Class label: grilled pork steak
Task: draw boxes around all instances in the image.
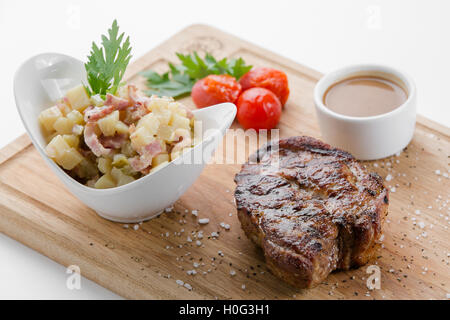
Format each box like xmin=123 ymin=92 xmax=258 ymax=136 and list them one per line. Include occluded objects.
xmin=234 ymin=136 xmax=388 ymax=288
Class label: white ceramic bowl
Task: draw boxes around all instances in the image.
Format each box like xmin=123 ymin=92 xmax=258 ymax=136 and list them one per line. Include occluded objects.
xmin=314 ymin=64 xmax=416 ymax=160
xmin=14 ymin=53 xmax=236 ymax=223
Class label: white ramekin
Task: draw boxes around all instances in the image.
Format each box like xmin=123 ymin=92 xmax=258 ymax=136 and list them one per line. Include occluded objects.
xmin=314 ymin=64 xmax=416 ymax=160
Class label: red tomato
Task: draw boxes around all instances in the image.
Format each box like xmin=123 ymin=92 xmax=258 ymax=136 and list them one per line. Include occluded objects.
xmin=191 ymin=75 xmax=241 ymax=108
xmin=239 ymin=67 xmax=290 ymax=106
xmin=236 ymin=87 xmax=282 ymax=130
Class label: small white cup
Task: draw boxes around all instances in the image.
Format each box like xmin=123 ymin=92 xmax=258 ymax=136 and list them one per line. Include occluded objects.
xmin=314 ymin=64 xmax=416 ymax=160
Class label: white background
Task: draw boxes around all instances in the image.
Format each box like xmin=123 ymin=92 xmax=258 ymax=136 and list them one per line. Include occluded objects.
xmin=0 ymin=0 xmax=448 ymax=299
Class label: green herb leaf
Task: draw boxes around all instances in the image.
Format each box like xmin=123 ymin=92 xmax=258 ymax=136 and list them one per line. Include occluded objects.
xmin=141 ymin=52 xmax=252 ymax=98
xmin=84 ymin=20 xmax=132 ymax=96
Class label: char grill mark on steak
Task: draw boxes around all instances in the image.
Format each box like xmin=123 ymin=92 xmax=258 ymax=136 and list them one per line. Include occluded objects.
xmin=234 ymin=136 xmax=389 ymax=288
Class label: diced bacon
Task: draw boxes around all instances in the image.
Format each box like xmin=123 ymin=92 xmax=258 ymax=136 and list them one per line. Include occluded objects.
xmin=125 ymin=85 xmax=150 ymax=122
xmin=84 ymin=105 xmax=115 ymax=122
xmin=99 ymin=134 xmax=127 ymax=149
xmin=127 ymin=85 xmax=145 ymax=106
xmin=84 ymin=122 xmax=112 ymax=157
xmin=129 ymin=141 xmax=162 ymax=172
xmin=171 ymin=128 xmax=192 ymax=153
xmin=104 ymin=93 xmax=129 ymax=110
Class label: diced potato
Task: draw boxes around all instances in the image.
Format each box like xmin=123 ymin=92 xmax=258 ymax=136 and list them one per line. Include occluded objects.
xmin=45 ymin=131 xmax=59 ymax=144
xmin=117 ymin=85 xmax=129 ymax=100
xmin=45 ymin=135 xmax=70 ymax=159
xmin=90 ymin=94 xmax=104 ymax=107
xmin=75 ymin=158 xmax=97 ymax=179
xmin=157 ymin=125 xmax=175 ymax=142
xmin=72 ymin=124 xmax=84 ymax=136
xmin=62 ymin=134 xmax=79 ymax=148
xmin=97 ymin=110 xmax=119 ymax=136
xmin=137 ymin=113 xmax=160 ymax=135
xmin=94 ymin=173 xmax=116 ymax=189
xmin=152 ymin=153 xmax=169 ymax=167
xmin=111 ymin=167 xmax=135 ymax=187
xmin=147 ymin=96 xmax=170 ymax=112
xmin=57 ymin=148 xmax=83 ymax=170
xmin=53 ymin=117 xmax=74 ymax=135
xmin=168 ymin=102 xmax=187 ymax=118
xmin=39 ymin=106 xmax=63 ymax=131
xmin=66 ymin=110 xmax=84 ymax=125
xmin=112 ymin=154 xmax=128 ymax=168
xmin=65 ymin=85 xmax=90 ymax=111
xmin=150 ymin=161 xmax=169 ymax=174
xmin=121 ymin=141 xmax=135 ymax=157
xmin=170 ymin=113 xmax=190 ymax=130
xmin=97 ymin=157 xmax=112 ymax=174
xmin=170 ymin=150 xmax=181 ymax=161
xmin=153 ymin=108 xmax=172 ymax=126
xmin=120 ymin=164 xmax=135 ymax=176
xmin=115 ymin=121 xmax=129 ymax=135
xmin=130 ymin=127 xmax=155 ymax=151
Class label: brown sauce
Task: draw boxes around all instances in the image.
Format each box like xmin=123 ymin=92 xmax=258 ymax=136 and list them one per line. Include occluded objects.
xmin=323 ymin=76 xmax=407 ymax=117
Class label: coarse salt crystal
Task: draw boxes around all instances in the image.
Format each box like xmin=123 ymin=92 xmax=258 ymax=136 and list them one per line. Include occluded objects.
xmin=196 ymin=240 xmax=202 ymax=247
xmin=435 ymin=170 xmax=441 ymax=175
xmin=184 ymin=283 xmax=192 ymax=290
xmin=415 ymin=210 xmax=421 ymax=215
xmin=198 ymin=218 xmax=209 ymax=225
xmin=211 ymin=232 xmax=219 ymax=238
xmin=385 ymin=174 xmax=393 ymax=182
xmin=191 ymin=210 xmax=198 ymax=217
xmin=230 ymin=270 xmax=236 ymax=276
xmin=133 ymin=224 xmax=139 ymax=231
xmin=418 ymin=221 xmax=425 ymax=229
xmin=176 ymin=280 xmax=184 ymax=286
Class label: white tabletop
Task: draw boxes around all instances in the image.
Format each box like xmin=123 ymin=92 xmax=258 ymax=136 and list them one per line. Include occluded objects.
xmin=0 ymin=0 xmax=448 ymax=299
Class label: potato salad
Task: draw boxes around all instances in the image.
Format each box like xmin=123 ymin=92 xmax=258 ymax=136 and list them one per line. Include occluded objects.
xmin=39 ymin=84 xmax=196 ymax=189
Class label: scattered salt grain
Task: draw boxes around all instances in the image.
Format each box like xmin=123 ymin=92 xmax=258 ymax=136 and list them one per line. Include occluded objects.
xmin=123 ymin=224 xmax=129 ymax=229
xmin=198 ymin=218 xmax=210 ymax=225
xmin=176 ymin=280 xmax=184 ymax=286
xmin=184 ymin=283 xmax=193 ymax=291
xmin=230 ymin=270 xmax=236 ymax=276
xmin=241 ymin=284 xmax=246 ymax=290
xmin=191 ymin=210 xmax=198 ymax=217
xmin=385 ymin=174 xmax=393 ymax=182
xmin=133 ymin=224 xmax=139 ymax=231
xmin=164 ymin=207 xmax=173 ymax=213
xmin=196 ymin=240 xmax=202 ymax=247
xmin=418 ymin=221 xmax=425 ymax=229
xmin=211 ymin=232 xmax=219 ymax=238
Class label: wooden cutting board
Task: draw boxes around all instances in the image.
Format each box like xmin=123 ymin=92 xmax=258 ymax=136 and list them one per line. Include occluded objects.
xmin=1 ymin=24 xmax=449 ymax=300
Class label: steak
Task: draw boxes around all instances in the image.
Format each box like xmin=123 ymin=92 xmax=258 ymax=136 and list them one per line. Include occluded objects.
xmin=234 ymin=136 xmax=388 ymax=288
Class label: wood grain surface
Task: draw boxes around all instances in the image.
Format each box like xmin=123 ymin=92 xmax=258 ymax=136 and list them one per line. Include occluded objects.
xmin=0 ymin=24 xmax=448 ymax=300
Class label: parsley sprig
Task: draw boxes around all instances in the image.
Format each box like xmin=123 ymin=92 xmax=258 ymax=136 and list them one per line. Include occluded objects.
xmin=140 ymin=52 xmax=252 ymax=98
xmin=84 ymin=20 xmax=132 ymax=96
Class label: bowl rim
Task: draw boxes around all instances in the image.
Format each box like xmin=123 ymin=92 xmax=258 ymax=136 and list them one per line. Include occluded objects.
xmin=313 ymin=63 xmax=416 ymax=122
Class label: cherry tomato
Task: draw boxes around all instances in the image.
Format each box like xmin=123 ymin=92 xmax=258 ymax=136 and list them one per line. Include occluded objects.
xmin=236 ymin=87 xmax=282 ymax=130
xmin=191 ymin=75 xmax=241 ymax=108
xmin=239 ymin=67 xmax=290 ymax=106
